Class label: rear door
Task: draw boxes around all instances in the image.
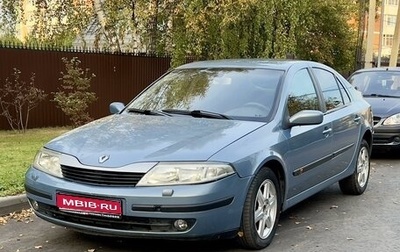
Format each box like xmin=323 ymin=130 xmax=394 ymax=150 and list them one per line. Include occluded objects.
xmin=311 ymin=67 xmax=361 ymax=178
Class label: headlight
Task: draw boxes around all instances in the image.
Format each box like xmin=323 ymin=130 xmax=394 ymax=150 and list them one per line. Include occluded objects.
xmin=383 ymin=113 xmax=400 ymax=125
xmin=33 ymin=149 xmax=63 ymax=178
xmin=137 ymin=163 xmax=235 ymax=186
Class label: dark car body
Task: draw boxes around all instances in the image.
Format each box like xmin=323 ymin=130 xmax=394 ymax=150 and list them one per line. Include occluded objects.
xmin=25 ymin=59 xmax=373 ymax=250
xmin=348 ymin=67 xmax=400 ymax=151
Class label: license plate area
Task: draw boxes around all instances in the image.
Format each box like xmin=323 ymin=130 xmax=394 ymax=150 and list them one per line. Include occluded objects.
xmin=56 ymin=193 xmax=122 ymax=219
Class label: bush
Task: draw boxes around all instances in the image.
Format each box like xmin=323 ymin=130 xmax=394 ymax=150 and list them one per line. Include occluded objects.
xmin=53 ymin=57 xmax=97 ymax=127
xmin=0 ymin=68 xmax=47 ymax=132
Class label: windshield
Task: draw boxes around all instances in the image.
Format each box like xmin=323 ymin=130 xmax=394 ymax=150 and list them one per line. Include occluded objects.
xmin=126 ymin=68 xmax=283 ymax=121
xmin=349 ymin=71 xmax=400 ymax=97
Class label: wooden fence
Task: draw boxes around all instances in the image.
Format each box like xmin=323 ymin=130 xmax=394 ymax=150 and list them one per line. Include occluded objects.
xmin=0 ymin=45 xmax=173 ymax=130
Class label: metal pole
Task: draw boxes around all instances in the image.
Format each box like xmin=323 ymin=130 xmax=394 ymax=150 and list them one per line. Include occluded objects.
xmin=389 ymin=1 xmax=400 ymax=67
xmin=377 ymin=0 xmax=385 ymax=67
xmin=365 ymin=0 xmax=376 ymax=68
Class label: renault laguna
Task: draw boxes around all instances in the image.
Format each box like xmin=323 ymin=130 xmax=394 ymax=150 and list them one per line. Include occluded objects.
xmin=25 ymin=59 xmax=373 ymax=250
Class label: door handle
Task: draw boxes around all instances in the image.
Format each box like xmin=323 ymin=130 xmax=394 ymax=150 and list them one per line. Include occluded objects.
xmin=322 ymin=128 xmax=332 ymax=135
xmin=354 ymin=115 xmax=361 ymax=123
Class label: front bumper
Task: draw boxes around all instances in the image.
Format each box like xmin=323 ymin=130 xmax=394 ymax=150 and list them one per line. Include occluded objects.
xmin=372 ymin=126 xmax=400 ymax=149
xmin=25 ymin=166 xmax=251 ymax=239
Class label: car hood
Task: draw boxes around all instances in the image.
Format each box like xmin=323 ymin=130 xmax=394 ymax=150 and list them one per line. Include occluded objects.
xmin=364 ymin=96 xmax=400 ymax=117
xmin=45 ymin=114 xmax=265 ymax=167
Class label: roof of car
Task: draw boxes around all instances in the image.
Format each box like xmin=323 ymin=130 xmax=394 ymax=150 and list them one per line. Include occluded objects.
xmin=176 ymin=59 xmax=325 ymax=70
xmin=352 ymin=67 xmax=400 ymax=73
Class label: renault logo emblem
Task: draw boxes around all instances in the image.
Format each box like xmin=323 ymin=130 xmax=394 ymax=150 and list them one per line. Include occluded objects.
xmin=98 ymin=155 xmax=110 ymax=163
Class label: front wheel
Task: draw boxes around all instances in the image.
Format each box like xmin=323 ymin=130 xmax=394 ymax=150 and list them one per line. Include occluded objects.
xmin=339 ymin=139 xmax=370 ymax=195
xmin=237 ymin=168 xmax=281 ymax=250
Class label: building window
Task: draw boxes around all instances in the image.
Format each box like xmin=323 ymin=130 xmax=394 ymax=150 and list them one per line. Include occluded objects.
xmin=385 ymin=14 xmax=397 ymax=26
xmin=383 ymin=34 xmax=394 ymax=47
xmin=386 ymin=0 xmax=399 ymax=5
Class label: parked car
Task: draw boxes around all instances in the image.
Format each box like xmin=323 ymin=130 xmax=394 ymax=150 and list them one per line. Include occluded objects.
xmin=25 ymin=59 xmax=373 ymax=250
xmin=348 ymin=67 xmax=400 ymax=152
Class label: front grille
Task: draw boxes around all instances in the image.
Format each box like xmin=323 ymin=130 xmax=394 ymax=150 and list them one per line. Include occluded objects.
xmin=36 ymin=202 xmax=195 ymax=232
xmin=373 ymin=137 xmax=391 ymax=144
xmin=373 ymin=116 xmax=381 ymax=125
xmin=61 ymin=165 xmax=144 ymax=186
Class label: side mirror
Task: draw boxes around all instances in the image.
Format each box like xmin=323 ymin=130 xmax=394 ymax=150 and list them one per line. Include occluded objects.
xmin=109 ymin=102 xmax=125 ymax=114
xmin=288 ymin=110 xmax=323 ymax=127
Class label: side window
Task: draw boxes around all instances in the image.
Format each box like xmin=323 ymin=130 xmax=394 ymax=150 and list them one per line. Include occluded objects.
xmin=287 ymin=69 xmax=320 ymax=117
xmin=337 ymin=79 xmax=351 ymax=104
xmin=313 ymin=68 xmax=344 ymax=110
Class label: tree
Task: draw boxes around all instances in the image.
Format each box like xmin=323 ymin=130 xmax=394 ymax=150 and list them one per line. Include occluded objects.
xmin=294 ymin=0 xmax=358 ymax=73
xmin=145 ymin=0 xmax=358 ymax=71
xmin=0 ymin=68 xmax=47 ymax=132
xmin=0 ymin=0 xmax=19 ymax=39
xmin=92 ymin=0 xmax=138 ymax=52
xmin=8 ymin=0 xmax=360 ymax=72
xmin=24 ymin=0 xmax=93 ymax=46
xmin=53 ymin=57 xmax=97 ymax=127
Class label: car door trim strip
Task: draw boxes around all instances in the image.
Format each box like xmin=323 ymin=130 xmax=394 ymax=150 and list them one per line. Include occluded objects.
xmin=292 ymin=143 xmax=354 ymax=176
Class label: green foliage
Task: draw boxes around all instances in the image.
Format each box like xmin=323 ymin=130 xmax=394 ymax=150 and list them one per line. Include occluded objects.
xmin=94 ymin=0 xmax=137 ymax=51
xmin=294 ymin=0 xmax=358 ymax=73
xmin=53 ymin=57 xmax=97 ymax=128
xmin=137 ymin=0 xmax=358 ymax=72
xmin=0 ymin=68 xmax=47 ymax=132
xmin=0 ymin=0 xmax=19 ymax=35
xmin=0 ymin=34 xmax=22 ymax=45
xmin=26 ymin=0 xmax=93 ymax=47
xmin=7 ymin=0 xmax=359 ymax=72
xmin=0 ymin=127 xmax=69 ymax=197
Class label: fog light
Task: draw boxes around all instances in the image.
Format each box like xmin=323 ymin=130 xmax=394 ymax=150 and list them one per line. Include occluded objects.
xmin=30 ymin=200 xmax=39 ymax=210
xmin=394 ymin=136 xmax=400 ymax=143
xmin=174 ymin=219 xmax=188 ymax=231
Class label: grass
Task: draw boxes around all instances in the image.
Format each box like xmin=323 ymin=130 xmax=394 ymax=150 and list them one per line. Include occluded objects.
xmin=0 ymin=127 xmax=70 ymax=197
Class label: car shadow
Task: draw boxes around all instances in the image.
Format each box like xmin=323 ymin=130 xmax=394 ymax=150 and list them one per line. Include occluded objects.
xmin=371 ymin=149 xmax=399 ymax=159
xmin=74 ymin=184 xmax=344 ymax=252
xmin=77 ymin=233 xmax=239 ymax=251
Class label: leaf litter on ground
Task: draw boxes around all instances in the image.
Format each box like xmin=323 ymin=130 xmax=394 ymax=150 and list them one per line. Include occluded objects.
xmin=0 ymin=208 xmax=34 ymax=225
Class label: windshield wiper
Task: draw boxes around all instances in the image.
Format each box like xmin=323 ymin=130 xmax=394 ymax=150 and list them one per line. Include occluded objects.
xmin=128 ymin=108 xmax=171 ymax=117
xmin=162 ymin=109 xmax=231 ymax=120
xmin=365 ymin=94 xmax=400 ymax=98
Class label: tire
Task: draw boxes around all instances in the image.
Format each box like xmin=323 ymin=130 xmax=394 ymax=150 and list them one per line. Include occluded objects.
xmin=237 ymin=168 xmax=281 ymax=250
xmin=339 ymin=139 xmax=370 ymax=195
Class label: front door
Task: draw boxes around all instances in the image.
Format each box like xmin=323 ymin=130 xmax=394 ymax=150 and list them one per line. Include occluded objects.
xmin=282 ymin=68 xmax=334 ymax=200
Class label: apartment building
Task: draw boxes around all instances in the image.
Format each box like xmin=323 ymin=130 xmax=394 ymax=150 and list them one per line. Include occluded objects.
xmin=381 ymin=0 xmax=398 ymax=57
xmin=373 ymin=0 xmax=400 ymax=63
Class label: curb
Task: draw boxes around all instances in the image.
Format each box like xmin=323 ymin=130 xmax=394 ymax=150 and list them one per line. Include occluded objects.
xmin=0 ymin=194 xmax=30 ymax=216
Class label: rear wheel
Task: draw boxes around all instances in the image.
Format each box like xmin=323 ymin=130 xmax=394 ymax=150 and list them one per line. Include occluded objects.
xmin=339 ymin=139 xmax=370 ymax=195
xmin=237 ymin=168 xmax=281 ymax=250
